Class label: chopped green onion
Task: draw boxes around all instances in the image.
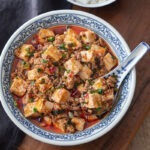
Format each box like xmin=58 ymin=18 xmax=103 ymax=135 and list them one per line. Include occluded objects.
xmin=47 ymin=37 xmax=55 ymax=42
xmin=83 ymin=44 xmax=91 ymax=50
xmin=59 ymin=44 xmax=67 ymax=50
xmin=25 ymin=48 xmax=30 ymax=52
xmin=25 ymin=47 xmax=34 ymax=57
xmin=62 ymin=53 xmax=67 ymax=58
xmin=68 ymin=43 xmax=75 ymax=47
xmin=42 ymin=59 xmax=48 ymax=63
xmin=22 ymin=61 xmax=26 ymax=65
xmin=96 ymin=107 xmax=101 ymax=112
xmin=26 ymin=51 xmax=34 ymax=57
xmin=37 ymin=68 xmax=43 ymax=73
xmin=29 ymin=98 xmax=34 ymax=103
xmin=22 ymin=61 xmax=30 ymax=69
xmin=97 ymin=89 xmax=103 ymax=94
xmin=33 ymin=107 xmax=38 ymax=113
xmin=111 ymin=55 xmax=116 ymax=59
xmin=40 ymin=78 xmax=45 ymax=84
xmin=90 ymin=89 xmax=103 ymax=94
xmin=66 ymin=70 xmax=71 ymax=73
xmin=88 ymin=79 xmax=93 ymax=85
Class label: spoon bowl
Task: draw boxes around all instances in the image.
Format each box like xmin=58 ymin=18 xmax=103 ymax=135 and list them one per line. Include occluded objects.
xmin=105 ymin=42 xmax=150 ymax=88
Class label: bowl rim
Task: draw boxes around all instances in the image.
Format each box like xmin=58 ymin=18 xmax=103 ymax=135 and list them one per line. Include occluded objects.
xmin=67 ymin=0 xmax=116 ymax=8
xmin=0 ymin=10 xmax=136 ymax=146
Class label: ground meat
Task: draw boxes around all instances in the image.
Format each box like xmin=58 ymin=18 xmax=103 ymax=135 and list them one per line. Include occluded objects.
xmin=106 ymin=76 xmax=117 ymax=88
xmin=10 ymin=26 xmax=118 ymax=133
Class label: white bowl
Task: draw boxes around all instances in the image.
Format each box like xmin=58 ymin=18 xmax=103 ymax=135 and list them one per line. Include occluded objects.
xmin=67 ymin=0 xmax=116 ymax=8
xmin=0 ymin=10 xmax=136 ymax=146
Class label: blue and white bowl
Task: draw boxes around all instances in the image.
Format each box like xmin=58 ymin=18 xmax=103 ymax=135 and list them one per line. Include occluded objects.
xmin=0 ymin=10 xmax=136 ymax=146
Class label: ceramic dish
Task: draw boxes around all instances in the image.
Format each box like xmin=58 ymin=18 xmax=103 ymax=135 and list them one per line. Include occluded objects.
xmin=0 ymin=10 xmax=136 ymax=146
xmin=67 ymin=0 xmax=116 ymax=8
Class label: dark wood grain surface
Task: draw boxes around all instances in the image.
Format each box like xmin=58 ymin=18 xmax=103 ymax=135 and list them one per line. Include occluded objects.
xmin=19 ymin=0 xmax=150 ymax=149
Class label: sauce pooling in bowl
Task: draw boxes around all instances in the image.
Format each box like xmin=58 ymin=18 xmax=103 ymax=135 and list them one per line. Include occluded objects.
xmin=10 ymin=25 xmax=118 ymax=133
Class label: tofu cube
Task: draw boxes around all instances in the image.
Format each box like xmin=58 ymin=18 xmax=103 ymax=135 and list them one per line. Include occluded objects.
xmin=53 ymin=118 xmax=68 ymax=132
xmin=15 ymin=44 xmax=35 ymax=61
xmin=80 ymin=50 xmax=95 ymax=62
xmin=38 ymin=28 xmax=55 ymax=43
xmin=10 ymin=77 xmax=28 ymax=97
xmin=103 ymin=53 xmax=117 ymax=71
xmin=66 ymin=125 xmax=75 ymax=133
xmin=24 ymin=98 xmax=44 ymax=117
xmin=24 ymin=98 xmax=53 ymax=116
xmin=79 ymin=65 xmax=92 ymax=80
xmin=102 ymin=89 xmax=114 ymax=102
xmin=43 ymin=101 xmax=54 ymax=113
xmin=85 ymin=93 xmax=102 ymax=108
xmin=64 ymin=71 xmax=75 ymax=89
xmin=77 ymin=84 xmax=85 ymax=93
xmin=91 ymin=44 xmax=106 ymax=56
xmin=43 ymin=116 xmax=52 ymax=126
xmin=64 ymin=28 xmax=81 ymax=49
xmin=52 ymin=88 xmax=70 ymax=103
xmin=93 ymin=77 xmax=107 ymax=90
xmin=80 ymin=30 xmax=96 ymax=44
xmin=40 ymin=101 xmax=54 ymax=115
xmin=36 ymin=75 xmax=53 ymax=93
xmin=87 ymin=115 xmax=98 ymax=122
xmin=65 ymin=28 xmax=77 ymax=37
xmin=27 ymin=68 xmax=42 ymax=80
xmin=71 ymin=117 xmax=85 ymax=131
xmin=54 ymin=34 xmax=65 ymax=46
xmin=64 ymin=58 xmax=82 ymax=75
xmin=42 ymin=45 xmax=62 ymax=62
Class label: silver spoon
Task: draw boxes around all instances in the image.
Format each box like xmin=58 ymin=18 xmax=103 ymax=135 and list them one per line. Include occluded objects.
xmin=104 ymin=42 xmax=150 ymax=88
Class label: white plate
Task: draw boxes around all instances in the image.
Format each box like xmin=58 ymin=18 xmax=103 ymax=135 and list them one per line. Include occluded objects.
xmin=67 ymin=0 xmax=116 ymax=8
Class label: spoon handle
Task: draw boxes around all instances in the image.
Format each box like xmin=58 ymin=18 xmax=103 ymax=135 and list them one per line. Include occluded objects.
xmin=110 ymin=42 xmax=150 ymax=87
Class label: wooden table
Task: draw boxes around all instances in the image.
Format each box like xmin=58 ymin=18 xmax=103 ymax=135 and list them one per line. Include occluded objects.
xmin=19 ymin=0 xmax=150 ymax=149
